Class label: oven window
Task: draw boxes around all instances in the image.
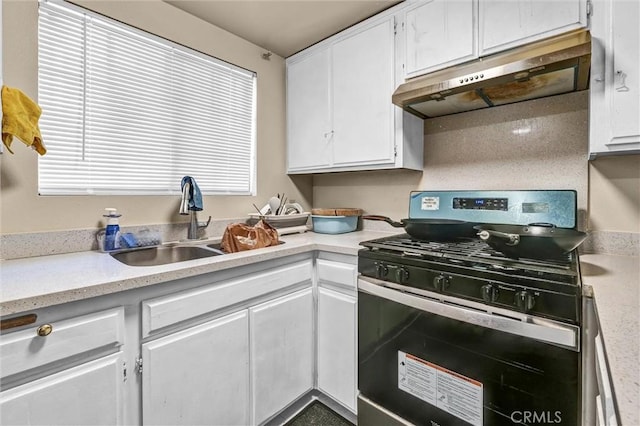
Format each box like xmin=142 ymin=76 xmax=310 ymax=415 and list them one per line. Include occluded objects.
xmin=358 ymin=290 xmax=580 ymax=426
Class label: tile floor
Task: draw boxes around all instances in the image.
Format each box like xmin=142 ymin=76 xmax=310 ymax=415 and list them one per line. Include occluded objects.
xmin=284 ymin=401 xmax=354 ymax=426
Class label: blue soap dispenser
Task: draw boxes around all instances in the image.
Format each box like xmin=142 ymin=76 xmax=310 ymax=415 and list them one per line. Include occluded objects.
xmin=103 ymin=208 xmax=122 ymax=251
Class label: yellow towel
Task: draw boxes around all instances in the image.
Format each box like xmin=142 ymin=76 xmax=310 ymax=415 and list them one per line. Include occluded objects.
xmin=1 ymin=85 xmax=47 ymax=155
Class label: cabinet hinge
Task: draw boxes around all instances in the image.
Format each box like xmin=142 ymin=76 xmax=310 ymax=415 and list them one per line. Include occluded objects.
xmin=586 ymin=0 xmax=593 ymax=17
xmin=394 ymin=145 xmax=398 ymax=158
xmin=123 ymin=361 xmax=127 ymax=382
xmin=135 ymin=356 xmax=143 ymax=375
xmin=393 ymin=22 xmax=397 ymax=35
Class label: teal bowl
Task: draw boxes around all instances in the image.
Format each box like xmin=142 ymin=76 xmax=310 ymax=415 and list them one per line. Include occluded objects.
xmin=311 ymin=215 xmax=358 ymax=234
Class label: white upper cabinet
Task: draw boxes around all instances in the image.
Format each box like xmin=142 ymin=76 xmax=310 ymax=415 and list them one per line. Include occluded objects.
xmin=479 ymin=0 xmax=588 ymax=55
xmin=286 ymin=48 xmax=332 ymax=170
xmin=331 ymin=18 xmax=395 ymax=168
xmin=589 ymin=0 xmax=640 ymax=157
xmin=402 ymin=0 xmax=477 ymax=78
xmin=286 ymin=10 xmax=423 ymax=174
xmin=400 ymin=0 xmax=588 ymax=80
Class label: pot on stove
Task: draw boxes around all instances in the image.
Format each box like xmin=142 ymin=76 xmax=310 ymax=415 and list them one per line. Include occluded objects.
xmin=475 ymin=223 xmax=588 ymax=259
xmin=362 ymin=215 xmax=478 ymax=240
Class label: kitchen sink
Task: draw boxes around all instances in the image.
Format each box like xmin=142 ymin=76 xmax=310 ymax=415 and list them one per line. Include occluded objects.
xmin=111 ymin=245 xmax=223 ymax=267
xmin=206 ymin=241 xmax=284 ymax=251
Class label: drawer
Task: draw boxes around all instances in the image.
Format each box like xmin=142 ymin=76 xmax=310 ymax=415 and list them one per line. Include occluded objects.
xmin=142 ymin=259 xmax=312 ymax=337
xmin=317 ymin=259 xmax=357 ymax=288
xmin=0 ymin=307 xmax=125 ymax=379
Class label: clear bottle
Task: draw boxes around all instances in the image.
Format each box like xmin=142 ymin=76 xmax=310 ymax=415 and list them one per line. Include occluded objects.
xmin=103 ymin=208 xmax=122 ymax=251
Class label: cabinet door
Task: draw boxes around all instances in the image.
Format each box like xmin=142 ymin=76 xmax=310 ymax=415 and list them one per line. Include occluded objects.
xmin=141 ymin=311 xmax=250 ymax=426
xmin=250 ymin=288 xmax=313 ymax=424
xmin=480 ymin=0 xmax=587 ymax=55
xmin=0 ymin=353 xmax=125 ymax=425
xmin=403 ymin=0 xmax=476 ymax=77
xmin=286 ymin=48 xmax=332 ymax=171
xmin=332 ymin=18 xmax=395 ymax=168
xmin=317 ymin=287 xmax=357 ymax=411
xmin=589 ymin=0 xmax=640 ymax=155
xmin=609 ymin=0 xmax=640 ymax=146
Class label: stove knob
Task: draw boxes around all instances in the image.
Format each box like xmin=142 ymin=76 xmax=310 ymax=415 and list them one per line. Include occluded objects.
xmin=395 ymin=267 xmax=410 ymax=284
xmin=481 ymin=284 xmax=499 ymax=302
xmin=514 ymin=291 xmax=536 ymax=312
xmin=375 ymin=264 xmax=389 ymax=279
xmin=433 ymin=274 xmax=450 ymax=292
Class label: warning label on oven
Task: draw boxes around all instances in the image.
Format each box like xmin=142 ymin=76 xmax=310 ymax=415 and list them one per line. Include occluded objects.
xmin=421 ymin=196 xmax=440 ymax=211
xmin=398 ymin=351 xmax=482 ymax=426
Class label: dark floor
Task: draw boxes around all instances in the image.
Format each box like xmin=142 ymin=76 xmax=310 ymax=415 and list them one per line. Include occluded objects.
xmin=284 ymin=401 xmax=354 ymax=426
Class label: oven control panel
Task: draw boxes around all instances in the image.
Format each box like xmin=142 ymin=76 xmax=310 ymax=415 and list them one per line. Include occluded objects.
xmin=408 ymin=190 xmax=578 ymax=228
xmin=453 ymin=197 xmax=508 ymax=211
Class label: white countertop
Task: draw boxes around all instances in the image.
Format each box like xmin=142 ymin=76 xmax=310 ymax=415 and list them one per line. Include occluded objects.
xmin=0 ymin=230 xmax=396 ymax=316
xmin=2 ymin=233 xmax=637 ymax=424
xmin=580 ymin=253 xmax=640 ymax=426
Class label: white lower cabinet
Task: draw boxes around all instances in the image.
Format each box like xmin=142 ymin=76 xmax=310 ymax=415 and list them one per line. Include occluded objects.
xmin=316 ymin=256 xmax=358 ymax=413
xmin=139 ymin=258 xmax=314 ymax=426
xmin=317 ymin=287 xmax=357 ymax=411
xmin=250 ymin=288 xmax=314 ymax=424
xmin=1 ymin=253 xmax=359 ymax=425
xmin=141 ymin=311 xmax=250 ymax=426
xmin=0 ymin=352 xmax=125 ymax=425
xmin=0 ymin=307 xmax=126 ymax=426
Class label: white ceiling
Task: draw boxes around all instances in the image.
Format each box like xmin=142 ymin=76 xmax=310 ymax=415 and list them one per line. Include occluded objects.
xmin=165 ymin=1 xmax=402 ymax=58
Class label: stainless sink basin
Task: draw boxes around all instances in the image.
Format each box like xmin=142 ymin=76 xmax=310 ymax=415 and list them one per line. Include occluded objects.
xmin=111 ymin=245 xmax=222 ymax=266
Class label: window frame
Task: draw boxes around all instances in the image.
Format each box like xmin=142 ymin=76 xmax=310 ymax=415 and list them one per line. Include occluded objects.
xmin=37 ymin=0 xmax=258 ymax=196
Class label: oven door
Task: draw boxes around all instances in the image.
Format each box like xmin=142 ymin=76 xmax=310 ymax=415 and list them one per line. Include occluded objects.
xmin=358 ymin=277 xmax=581 ymax=426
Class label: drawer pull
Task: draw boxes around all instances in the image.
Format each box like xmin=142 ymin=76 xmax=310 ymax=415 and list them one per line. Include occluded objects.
xmin=36 ymin=324 xmax=53 ymax=337
xmin=1 ymin=314 xmax=38 ymax=331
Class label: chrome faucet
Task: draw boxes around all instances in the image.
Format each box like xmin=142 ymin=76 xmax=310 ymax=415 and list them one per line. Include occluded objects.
xmin=188 ymin=211 xmax=212 ymax=240
xmin=180 ymin=176 xmax=211 ymax=240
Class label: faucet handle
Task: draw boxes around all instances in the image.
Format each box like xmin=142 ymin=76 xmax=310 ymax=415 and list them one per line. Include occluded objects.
xmin=198 ymin=216 xmax=212 ymax=229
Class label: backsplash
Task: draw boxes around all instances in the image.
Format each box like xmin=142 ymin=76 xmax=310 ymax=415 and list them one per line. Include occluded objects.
xmin=1 ymin=218 xmax=637 ymax=259
xmin=313 ymin=91 xmax=590 ymax=230
xmin=0 ymin=218 xmax=245 ymax=260
xmin=580 ymin=231 xmax=640 ymax=257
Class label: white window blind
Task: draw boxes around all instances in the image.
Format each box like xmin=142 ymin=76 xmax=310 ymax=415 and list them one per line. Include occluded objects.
xmin=38 ymin=0 xmax=257 ymax=195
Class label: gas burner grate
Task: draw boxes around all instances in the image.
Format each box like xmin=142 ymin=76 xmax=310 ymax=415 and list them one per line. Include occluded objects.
xmin=360 ymin=234 xmax=578 ymax=281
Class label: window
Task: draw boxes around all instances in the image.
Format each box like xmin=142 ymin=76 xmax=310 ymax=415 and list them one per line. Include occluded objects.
xmin=38 ymin=0 xmax=257 ymax=195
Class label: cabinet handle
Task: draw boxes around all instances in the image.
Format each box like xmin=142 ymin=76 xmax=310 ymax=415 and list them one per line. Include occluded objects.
xmin=0 ymin=313 xmax=38 ymax=331
xmin=615 ymin=71 xmax=629 ymax=92
xmin=36 ymin=324 xmax=53 ymax=337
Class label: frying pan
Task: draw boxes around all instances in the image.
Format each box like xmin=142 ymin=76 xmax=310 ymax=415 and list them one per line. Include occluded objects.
xmin=362 ymin=215 xmax=478 ymax=240
xmin=474 ymin=223 xmax=587 ymax=259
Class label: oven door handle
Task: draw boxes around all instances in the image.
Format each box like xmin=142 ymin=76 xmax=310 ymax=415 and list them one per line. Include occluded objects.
xmin=358 ymin=277 xmax=579 ymax=350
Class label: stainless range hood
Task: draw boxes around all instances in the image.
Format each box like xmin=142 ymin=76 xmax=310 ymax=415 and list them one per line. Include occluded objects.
xmin=393 ymin=30 xmax=591 ymax=118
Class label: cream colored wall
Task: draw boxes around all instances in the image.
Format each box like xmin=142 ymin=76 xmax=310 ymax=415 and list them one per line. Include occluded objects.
xmin=314 ymin=91 xmax=593 ymax=229
xmin=589 ymin=155 xmax=640 ymax=232
xmin=0 ymin=0 xmax=311 ymax=234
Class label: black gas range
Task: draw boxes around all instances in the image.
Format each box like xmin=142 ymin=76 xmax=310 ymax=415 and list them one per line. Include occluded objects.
xmin=356 ymin=190 xmax=586 ymax=426
xmin=358 ymin=233 xmax=582 ymax=324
